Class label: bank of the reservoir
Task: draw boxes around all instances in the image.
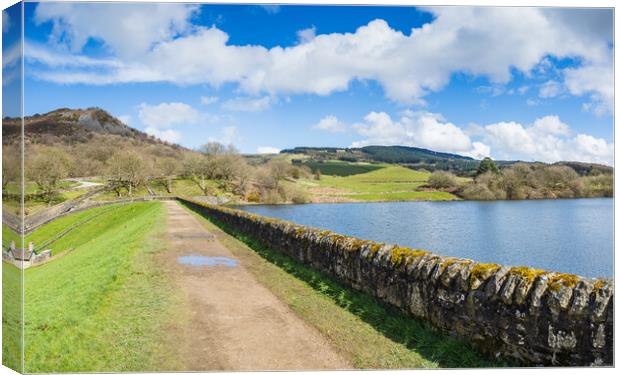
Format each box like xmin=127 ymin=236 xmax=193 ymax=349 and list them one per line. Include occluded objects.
xmin=179 ymin=197 xmax=613 ymax=367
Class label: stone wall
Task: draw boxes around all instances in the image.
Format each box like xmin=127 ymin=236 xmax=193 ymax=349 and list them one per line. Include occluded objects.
xmin=179 ymin=197 xmax=614 ymax=367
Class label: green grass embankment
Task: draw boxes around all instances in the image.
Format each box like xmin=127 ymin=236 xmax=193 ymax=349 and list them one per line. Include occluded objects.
xmin=20 ymin=201 xmax=182 ymax=372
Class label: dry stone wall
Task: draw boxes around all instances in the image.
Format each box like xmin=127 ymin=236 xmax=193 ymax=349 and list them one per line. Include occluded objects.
xmin=179 ymin=197 xmax=613 ymax=367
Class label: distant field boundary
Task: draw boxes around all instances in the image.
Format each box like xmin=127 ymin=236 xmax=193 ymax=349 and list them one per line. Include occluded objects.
xmin=178 ymin=197 xmax=613 ymax=367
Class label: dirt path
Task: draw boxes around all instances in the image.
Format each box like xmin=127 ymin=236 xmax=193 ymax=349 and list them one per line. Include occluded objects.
xmin=160 ymin=201 xmax=351 ymax=371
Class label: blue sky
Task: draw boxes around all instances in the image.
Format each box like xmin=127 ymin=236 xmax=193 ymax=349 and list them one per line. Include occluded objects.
xmin=2 ymin=3 xmax=615 ymax=164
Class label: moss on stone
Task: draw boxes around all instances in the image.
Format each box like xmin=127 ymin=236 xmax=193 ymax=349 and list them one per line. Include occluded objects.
xmin=592 ymin=279 xmax=607 ymax=291
xmin=469 ymin=263 xmax=501 ymax=287
xmin=438 ymin=257 xmax=472 ymax=272
xmin=368 ymin=243 xmax=383 ymax=257
xmin=509 ymin=266 xmax=546 ymax=284
xmin=548 ymin=273 xmax=581 ymax=292
xmin=328 ymin=234 xmax=349 ymax=248
xmin=390 ymin=247 xmax=430 ymax=267
xmin=350 ymin=239 xmax=371 ymax=252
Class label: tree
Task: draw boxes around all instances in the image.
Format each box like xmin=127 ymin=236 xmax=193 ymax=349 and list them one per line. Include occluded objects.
xmin=477 ymin=157 xmax=499 ymax=175
xmin=27 ymin=148 xmax=72 ymax=204
xmin=157 ymin=158 xmax=178 ymax=193
xmin=2 ymin=148 xmax=20 ymax=191
xmin=183 ymin=153 xmax=210 ymax=194
xmin=314 ymin=169 xmax=322 ymax=180
xmin=107 ymin=151 xmax=147 ymax=196
xmin=267 ymin=159 xmax=290 ymax=189
xmin=200 ymin=141 xmax=227 ymax=157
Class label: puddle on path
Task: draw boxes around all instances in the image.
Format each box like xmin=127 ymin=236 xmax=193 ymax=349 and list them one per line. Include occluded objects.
xmin=177 ymin=255 xmax=238 ymax=267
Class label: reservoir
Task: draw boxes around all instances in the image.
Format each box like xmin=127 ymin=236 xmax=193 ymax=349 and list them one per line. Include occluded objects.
xmin=236 ymin=198 xmax=613 ymax=278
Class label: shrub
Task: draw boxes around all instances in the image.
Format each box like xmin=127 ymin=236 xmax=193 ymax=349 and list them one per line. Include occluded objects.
xmin=428 ymin=171 xmax=457 ymax=189
xmin=260 ymin=189 xmax=283 ymax=204
xmin=460 ymin=184 xmax=496 ymax=200
xmin=246 ymin=191 xmax=261 ymax=203
xmin=290 ymin=187 xmax=310 ymax=203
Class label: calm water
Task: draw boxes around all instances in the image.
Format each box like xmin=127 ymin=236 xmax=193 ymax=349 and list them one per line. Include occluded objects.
xmin=236 ymin=199 xmax=614 ymax=278
xmin=177 ymin=255 xmax=238 ymax=267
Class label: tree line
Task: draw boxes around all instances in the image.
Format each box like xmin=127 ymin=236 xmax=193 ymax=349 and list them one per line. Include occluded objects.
xmin=427 ymin=157 xmax=613 ymax=200
xmin=3 ymin=139 xmax=312 ymax=205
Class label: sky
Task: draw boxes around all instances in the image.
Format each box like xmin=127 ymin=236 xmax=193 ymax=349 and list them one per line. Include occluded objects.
xmin=1 ymin=2 xmax=615 ymax=164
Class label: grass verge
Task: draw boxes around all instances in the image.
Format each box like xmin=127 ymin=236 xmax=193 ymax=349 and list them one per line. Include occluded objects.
xmin=180 ymin=202 xmax=504 ymax=369
xmin=2 ymin=262 xmax=22 ymax=372
xmin=22 ymin=201 xmax=182 ymax=372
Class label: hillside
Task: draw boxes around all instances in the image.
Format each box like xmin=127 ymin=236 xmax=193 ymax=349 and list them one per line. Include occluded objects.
xmin=2 ymin=107 xmax=184 ymax=152
xmin=281 ymin=146 xmax=613 ymax=177
xmin=281 ymin=146 xmax=480 ymax=175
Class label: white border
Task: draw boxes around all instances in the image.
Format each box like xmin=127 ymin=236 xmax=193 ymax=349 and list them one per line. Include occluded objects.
xmin=0 ymin=1 xmax=617 ymax=375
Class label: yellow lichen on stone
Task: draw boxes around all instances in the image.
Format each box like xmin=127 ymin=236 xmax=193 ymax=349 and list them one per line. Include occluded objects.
xmin=390 ymin=247 xmax=429 ymax=266
xmin=509 ymin=266 xmax=546 ymax=284
xmin=469 ymin=263 xmax=501 ymax=287
xmin=368 ymin=243 xmax=383 ymax=256
xmin=548 ymin=273 xmax=581 ymax=292
xmin=350 ymin=239 xmax=371 ymax=252
xmin=592 ymin=279 xmax=607 ymax=291
xmin=438 ymin=257 xmax=472 ymax=272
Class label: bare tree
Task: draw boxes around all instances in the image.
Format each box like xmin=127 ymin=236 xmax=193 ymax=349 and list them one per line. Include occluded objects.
xmin=183 ymin=153 xmax=210 ymax=194
xmin=27 ymin=147 xmax=72 ymax=204
xmin=267 ymin=159 xmax=290 ymax=189
xmin=2 ymin=147 xmax=20 ymax=191
xmin=107 ymin=151 xmax=147 ymax=196
xmin=157 ymin=157 xmax=178 ymax=193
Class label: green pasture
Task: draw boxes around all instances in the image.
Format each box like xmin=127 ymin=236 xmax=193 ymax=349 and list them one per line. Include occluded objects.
xmin=12 ymin=201 xmax=182 ymax=372
xmin=310 ymin=164 xmax=462 ymax=201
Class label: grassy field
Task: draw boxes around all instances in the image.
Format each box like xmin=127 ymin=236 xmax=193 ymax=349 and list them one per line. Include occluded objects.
xmin=3 ymin=187 xmax=91 ymax=216
xmin=182 ymin=202 xmax=503 ymax=368
xmin=20 ymin=201 xmax=183 ymax=372
xmin=303 ymin=160 xmax=383 ymax=177
xmin=92 ymin=178 xmax=232 ymax=201
xmin=304 ymin=164 xmax=463 ymax=202
xmin=2 ymin=262 xmax=22 ymax=372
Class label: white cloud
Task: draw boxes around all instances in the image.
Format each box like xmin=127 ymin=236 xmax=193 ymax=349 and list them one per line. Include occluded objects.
xmin=517 ymin=86 xmax=530 ymax=95
xmin=481 ymin=116 xmax=612 ymax=165
xmin=538 ymin=80 xmax=563 ymax=98
xmin=3 ymin=10 xmax=11 ymax=33
xmin=28 ymin=7 xmax=612 ymax=109
xmin=526 ymin=98 xmax=539 ymax=106
xmin=26 ymin=41 xmax=122 ymax=68
xmin=34 ymin=2 xmax=199 ymax=58
xmin=222 ymin=96 xmax=271 ymax=112
xmin=348 ymin=111 xmax=612 ymax=165
xmin=2 ymin=42 xmax=20 ymax=69
xmin=138 ymin=102 xmax=202 ymax=129
xmin=257 ymin=146 xmax=281 ymax=154
xmin=564 ymin=61 xmax=613 ymax=116
xmin=208 ymin=126 xmax=238 ymax=146
xmin=350 ymin=111 xmax=487 ymax=159
xmin=297 ymin=26 xmax=316 ymax=44
xmin=313 ymin=115 xmax=347 ymax=133
xmin=475 ymin=85 xmax=505 ymax=97
xmin=145 ymin=127 xmax=182 ymax=143
xmin=200 ymin=96 xmax=219 ymax=105
xmin=260 ymin=5 xmax=281 ymax=14
xmin=117 ymin=115 xmax=132 ymax=125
